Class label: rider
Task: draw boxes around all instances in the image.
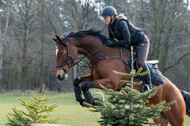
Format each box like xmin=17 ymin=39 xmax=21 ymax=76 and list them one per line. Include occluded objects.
xmin=101 ymin=6 xmax=152 ymax=92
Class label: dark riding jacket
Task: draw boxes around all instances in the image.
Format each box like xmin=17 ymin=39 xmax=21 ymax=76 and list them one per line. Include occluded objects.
xmin=108 ymin=17 xmax=145 ymax=47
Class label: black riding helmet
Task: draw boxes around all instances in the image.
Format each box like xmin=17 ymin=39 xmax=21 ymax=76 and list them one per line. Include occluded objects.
xmin=101 ymin=6 xmax=117 ymax=18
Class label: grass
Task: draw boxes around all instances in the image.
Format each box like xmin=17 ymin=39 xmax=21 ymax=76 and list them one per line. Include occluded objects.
xmin=0 ymin=92 xmax=100 ymax=126
xmin=0 ymin=91 xmax=190 ymax=126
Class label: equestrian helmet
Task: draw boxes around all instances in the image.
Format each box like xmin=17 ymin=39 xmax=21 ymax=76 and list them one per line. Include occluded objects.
xmin=101 ymin=6 xmax=117 ymax=18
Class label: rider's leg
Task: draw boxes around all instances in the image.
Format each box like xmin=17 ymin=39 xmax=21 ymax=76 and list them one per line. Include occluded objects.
xmin=137 ymin=35 xmax=152 ymax=92
xmin=142 ymin=64 xmax=152 ymax=91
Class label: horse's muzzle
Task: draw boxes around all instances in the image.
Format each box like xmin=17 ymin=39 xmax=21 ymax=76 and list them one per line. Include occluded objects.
xmin=56 ymin=69 xmax=68 ymax=81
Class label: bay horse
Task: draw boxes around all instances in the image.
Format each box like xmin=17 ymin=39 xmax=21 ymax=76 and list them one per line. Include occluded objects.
xmin=52 ymin=29 xmax=188 ymax=126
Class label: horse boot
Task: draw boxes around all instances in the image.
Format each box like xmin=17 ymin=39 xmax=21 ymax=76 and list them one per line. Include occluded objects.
xmin=81 ymin=82 xmax=95 ymax=105
xmin=83 ymin=90 xmax=94 ymax=105
xmin=142 ymin=64 xmax=152 ymax=93
xmin=73 ymin=77 xmax=84 ymax=106
xmin=74 ymin=86 xmax=84 ymax=106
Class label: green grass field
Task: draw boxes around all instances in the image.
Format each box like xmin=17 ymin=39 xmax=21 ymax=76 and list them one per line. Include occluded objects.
xmin=0 ymin=92 xmax=100 ymax=126
xmin=0 ymin=91 xmax=190 ymax=126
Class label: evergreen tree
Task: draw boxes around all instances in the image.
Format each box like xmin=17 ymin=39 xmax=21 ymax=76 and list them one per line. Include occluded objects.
xmin=5 ymin=84 xmax=58 ymax=126
xmin=85 ymin=47 xmax=175 ymax=126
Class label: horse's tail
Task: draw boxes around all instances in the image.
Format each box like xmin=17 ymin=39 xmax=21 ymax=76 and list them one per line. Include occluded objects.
xmin=180 ymin=90 xmax=190 ymax=116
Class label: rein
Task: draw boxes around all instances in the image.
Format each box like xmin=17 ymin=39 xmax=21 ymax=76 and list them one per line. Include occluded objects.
xmin=72 ymin=44 xmax=106 ymax=67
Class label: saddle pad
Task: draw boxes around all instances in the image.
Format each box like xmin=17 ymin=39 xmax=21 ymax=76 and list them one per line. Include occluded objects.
xmin=147 ymin=63 xmax=164 ymax=85
xmin=127 ymin=56 xmax=164 ymax=85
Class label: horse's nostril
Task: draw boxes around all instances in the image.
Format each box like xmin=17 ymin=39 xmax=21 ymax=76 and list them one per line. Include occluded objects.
xmin=58 ymin=74 xmax=61 ymax=79
xmin=57 ymin=74 xmax=65 ymax=81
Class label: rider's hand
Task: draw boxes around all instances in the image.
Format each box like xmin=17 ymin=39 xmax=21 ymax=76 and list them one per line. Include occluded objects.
xmin=106 ymin=39 xmax=115 ymax=46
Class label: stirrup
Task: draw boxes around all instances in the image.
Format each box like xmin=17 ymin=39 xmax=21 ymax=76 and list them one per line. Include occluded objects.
xmin=142 ymin=84 xmax=150 ymax=93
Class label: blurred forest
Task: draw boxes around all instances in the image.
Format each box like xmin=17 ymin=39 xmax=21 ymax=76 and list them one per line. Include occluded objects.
xmin=0 ymin=0 xmax=190 ymax=92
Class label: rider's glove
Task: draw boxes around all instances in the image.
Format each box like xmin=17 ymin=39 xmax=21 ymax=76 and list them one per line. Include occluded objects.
xmin=106 ymin=39 xmax=115 ymax=46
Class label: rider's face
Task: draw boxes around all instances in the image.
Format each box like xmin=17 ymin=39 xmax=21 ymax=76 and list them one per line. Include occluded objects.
xmin=104 ymin=16 xmax=111 ymax=24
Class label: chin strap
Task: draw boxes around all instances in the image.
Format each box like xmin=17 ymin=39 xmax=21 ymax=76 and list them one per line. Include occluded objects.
xmin=109 ymin=16 xmax=116 ymax=24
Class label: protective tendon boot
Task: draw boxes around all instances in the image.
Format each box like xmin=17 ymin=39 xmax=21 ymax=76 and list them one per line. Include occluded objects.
xmin=74 ymin=86 xmax=84 ymax=106
xmin=81 ymin=83 xmax=94 ymax=105
xmin=142 ymin=64 xmax=152 ymax=92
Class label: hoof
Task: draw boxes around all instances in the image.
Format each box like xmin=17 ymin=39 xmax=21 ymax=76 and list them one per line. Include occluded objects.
xmin=93 ymin=92 xmax=105 ymax=103
xmin=76 ymin=99 xmax=84 ymax=106
xmin=93 ymin=98 xmax=103 ymax=106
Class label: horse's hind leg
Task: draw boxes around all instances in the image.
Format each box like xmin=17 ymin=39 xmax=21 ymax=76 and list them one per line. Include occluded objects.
xmin=161 ymin=78 xmax=186 ymax=126
xmin=153 ymin=112 xmax=168 ymax=126
xmin=161 ymin=122 xmax=168 ymax=126
xmin=164 ymin=91 xmax=185 ymax=125
xmin=161 ymin=122 xmax=169 ymax=126
xmin=164 ymin=105 xmax=185 ymax=126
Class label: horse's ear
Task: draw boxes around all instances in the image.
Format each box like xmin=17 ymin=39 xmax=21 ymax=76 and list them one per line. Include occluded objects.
xmin=55 ymin=35 xmax=68 ymax=46
xmin=55 ymin=35 xmax=62 ymax=44
xmin=51 ymin=35 xmax=57 ymax=43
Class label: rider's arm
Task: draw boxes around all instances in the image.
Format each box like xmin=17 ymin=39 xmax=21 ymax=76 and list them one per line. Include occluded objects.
xmin=107 ymin=21 xmax=131 ymax=46
xmin=118 ymin=20 xmax=131 ymax=45
xmin=108 ymin=27 xmax=114 ymax=39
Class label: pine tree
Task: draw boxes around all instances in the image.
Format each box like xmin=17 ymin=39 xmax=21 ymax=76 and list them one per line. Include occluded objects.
xmin=85 ymin=46 xmax=175 ymax=126
xmin=5 ymin=84 xmax=58 ymax=126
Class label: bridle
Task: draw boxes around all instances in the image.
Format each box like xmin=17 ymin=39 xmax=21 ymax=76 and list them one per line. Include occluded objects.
xmin=55 ymin=38 xmax=75 ymax=73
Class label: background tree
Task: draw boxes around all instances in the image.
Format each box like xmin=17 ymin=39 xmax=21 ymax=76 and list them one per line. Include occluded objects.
xmin=0 ymin=0 xmax=190 ymax=92
xmin=0 ymin=0 xmax=9 ymax=92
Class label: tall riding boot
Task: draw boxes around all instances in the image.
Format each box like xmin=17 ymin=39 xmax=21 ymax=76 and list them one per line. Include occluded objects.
xmin=142 ymin=64 xmax=152 ymax=92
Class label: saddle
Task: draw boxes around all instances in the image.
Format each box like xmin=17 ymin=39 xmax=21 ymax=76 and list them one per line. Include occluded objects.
xmin=127 ymin=56 xmax=164 ymax=85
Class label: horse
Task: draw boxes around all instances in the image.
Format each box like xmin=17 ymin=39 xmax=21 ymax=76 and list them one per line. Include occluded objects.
xmin=52 ymin=29 xmax=188 ymax=126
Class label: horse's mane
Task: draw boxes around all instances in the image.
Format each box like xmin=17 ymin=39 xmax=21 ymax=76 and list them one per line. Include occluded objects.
xmin=63 ymin=29 xmax=108 ymax=44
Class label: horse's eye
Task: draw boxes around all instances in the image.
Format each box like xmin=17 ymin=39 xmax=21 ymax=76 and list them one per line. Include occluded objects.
xmin=60 ymin=52 xmax=64 ymax=55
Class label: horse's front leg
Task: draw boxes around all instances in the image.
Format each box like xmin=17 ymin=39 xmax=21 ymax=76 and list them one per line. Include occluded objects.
xmin=73 ymin=74 xmax=93 ymax=106
xmin=81 ymin=78 xmax=117 ymax=105
xmin=81 ymin=78 xmax=116 ymax=91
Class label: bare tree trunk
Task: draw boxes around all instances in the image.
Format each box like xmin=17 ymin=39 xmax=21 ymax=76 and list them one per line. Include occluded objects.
xmin=178 ymin=18 xmax=185 ymax=86
xmin=16 ymin=0 xmax=38 ymax=91
xmin=132 ymin=0 xmax=138 ymax=25
xmin=40 ymin=0 xmax=45 ymax=90
xmin=0 ymin=39 xmax=2 ymax=92
xmin=0 ymin=0 xmax=12 ymax=92
xmin=149 ymin=0 xmax=164 ymax=60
